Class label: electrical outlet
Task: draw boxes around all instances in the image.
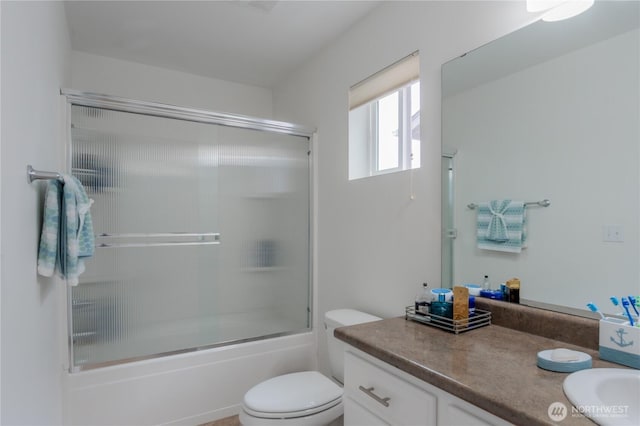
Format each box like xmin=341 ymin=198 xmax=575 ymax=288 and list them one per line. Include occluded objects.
xmin=603 ymin=225 xmax=624 ymax=242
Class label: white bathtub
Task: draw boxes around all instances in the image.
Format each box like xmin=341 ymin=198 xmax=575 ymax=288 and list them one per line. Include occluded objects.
xmin=63 ymin=330 xmax=316 ymax=425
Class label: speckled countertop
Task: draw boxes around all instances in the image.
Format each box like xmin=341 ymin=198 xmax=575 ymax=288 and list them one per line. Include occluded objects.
xmin=335 ymin=302 xmax=623 ymax=426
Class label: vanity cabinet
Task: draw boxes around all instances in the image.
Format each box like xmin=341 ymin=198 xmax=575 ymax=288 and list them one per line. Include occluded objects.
xmin=343 ymin=348 xmax=512 ymax=426
xmin=344 ymin=349 xmax=437 ymax=425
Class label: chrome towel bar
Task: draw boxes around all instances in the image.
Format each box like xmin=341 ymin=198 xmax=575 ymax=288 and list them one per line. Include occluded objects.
xmin=467 ymin=199 xmax=550 ymax=210
xmin=27 ymin=165 xmax=64 ymax=183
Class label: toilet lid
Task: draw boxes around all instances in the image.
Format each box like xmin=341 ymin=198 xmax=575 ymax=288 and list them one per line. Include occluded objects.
xmin=243 ymin=371 xmax=343 ymax=415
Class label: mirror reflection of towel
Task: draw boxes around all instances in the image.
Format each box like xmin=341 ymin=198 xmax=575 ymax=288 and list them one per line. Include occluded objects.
xmin=476 ymin=200 xmax=526 ymax=253
xmin=486 ymin=199 xmax=511 ymax=242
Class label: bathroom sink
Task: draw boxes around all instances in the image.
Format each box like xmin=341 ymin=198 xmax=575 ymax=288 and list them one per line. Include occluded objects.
xmin=563 ymin=368 xmax=640 ymax=426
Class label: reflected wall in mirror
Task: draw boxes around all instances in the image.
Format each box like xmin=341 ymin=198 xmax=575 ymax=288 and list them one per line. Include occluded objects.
xmin=441 ymin=1 xmax=639 ymax=317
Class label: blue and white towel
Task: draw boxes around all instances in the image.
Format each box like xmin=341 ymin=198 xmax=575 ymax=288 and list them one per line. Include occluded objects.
xmin=476 ymin=200 xmax=526 ymax=253
xmin=37 ymin=175 xmax=94 ymax=285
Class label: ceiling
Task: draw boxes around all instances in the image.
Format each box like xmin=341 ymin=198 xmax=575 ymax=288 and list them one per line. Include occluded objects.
xmin=442 ymin=0 xmax=640 ymax=97
xmin=64 ymin=0 xmax=382 ymax=88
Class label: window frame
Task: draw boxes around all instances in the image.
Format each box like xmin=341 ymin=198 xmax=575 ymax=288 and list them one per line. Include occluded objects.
xmin=347 ymin=51 xmax=420 ymax=181
xmin=368 ymin=81 xmax=419 ymax=177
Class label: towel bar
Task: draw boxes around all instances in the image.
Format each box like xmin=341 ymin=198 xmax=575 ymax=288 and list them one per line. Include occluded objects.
xmin=27 ymin=165 xmax=64 ymax=183
xmin=467 ymin=199 xmax=550 ymax=210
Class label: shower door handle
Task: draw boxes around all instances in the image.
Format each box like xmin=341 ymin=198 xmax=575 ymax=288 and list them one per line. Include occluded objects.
xmin=95 ymin=232 xmax=220 ymax=248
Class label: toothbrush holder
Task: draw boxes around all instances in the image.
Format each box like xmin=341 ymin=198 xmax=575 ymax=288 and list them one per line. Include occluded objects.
xmin=599 ymin=318 xmax=640 ymax=369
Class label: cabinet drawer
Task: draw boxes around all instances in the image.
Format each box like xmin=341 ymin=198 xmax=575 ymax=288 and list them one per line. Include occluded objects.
xmin=344 ymin=351 xmax=436 ymax=425
xmin=344 ymin=396 xmax=390 ymax=426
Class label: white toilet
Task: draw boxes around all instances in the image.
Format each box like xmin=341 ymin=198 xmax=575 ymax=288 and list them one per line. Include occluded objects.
xmin=239 ymin=309 xmax=381 ymax=425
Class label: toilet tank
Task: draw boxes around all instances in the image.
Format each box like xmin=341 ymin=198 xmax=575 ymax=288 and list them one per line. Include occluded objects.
xmin=324 ymin=309 xmax=381 ymax=384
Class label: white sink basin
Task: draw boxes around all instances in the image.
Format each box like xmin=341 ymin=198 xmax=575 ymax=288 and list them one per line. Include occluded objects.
xmin=563 ymin=368 xmax=640 ymax=426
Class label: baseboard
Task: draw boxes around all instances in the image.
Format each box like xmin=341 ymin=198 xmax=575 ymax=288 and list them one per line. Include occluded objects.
xmin=160 ymin=404 xmax=241 ymax=426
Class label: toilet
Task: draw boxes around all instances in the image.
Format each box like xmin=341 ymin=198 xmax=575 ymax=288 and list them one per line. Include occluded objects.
xmin=239 ymin=309 xmax=381 ymax=425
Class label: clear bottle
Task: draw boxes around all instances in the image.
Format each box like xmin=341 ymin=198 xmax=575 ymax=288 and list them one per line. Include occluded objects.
xmin=483 ymin=275 xmax=490 ymax=290
xmin=414 ymin=282 xmax=430 ymax=315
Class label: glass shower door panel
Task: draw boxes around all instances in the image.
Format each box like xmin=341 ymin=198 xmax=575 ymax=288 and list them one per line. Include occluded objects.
xmin=69 ymin=105 xmax=311 ymax=369
xmin=70 ymin=105 xmax=222 ymax=367
xmin=215 ymin=126 xmax=311 ymax=340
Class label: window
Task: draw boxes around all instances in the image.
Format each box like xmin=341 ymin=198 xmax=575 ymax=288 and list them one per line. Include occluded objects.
xmin=348 ymin=52 xmax=420 ymax=180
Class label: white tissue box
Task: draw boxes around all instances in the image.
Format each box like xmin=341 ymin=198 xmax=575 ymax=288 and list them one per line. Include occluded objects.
xmin=599 ymin=318 xmax=640 ymax=369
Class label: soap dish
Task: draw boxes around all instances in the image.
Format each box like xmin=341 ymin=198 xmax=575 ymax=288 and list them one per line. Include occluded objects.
xmin=537 ymin=349 xmax=592 ymax=373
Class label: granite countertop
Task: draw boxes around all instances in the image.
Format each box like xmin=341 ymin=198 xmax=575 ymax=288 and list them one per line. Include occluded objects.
xmin=335 ymin=314 xmax=621 ymax=426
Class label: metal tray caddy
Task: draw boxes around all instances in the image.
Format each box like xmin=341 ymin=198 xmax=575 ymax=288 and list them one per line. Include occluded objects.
xmin=405 ymin=306 xmax=491 ymax=334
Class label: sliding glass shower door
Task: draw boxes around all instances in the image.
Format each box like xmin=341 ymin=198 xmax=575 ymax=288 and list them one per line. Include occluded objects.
xmin=69 ymin=102 xmax=311 ymax=369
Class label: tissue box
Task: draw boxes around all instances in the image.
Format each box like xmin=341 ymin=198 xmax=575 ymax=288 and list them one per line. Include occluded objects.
xmin=599 ymin=318 xmax=640 ymax=369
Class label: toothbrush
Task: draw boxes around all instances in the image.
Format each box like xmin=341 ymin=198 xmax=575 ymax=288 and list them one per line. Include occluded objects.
xmin=621 ymin=298 xmax=635 ymax=326
xmin=628 ymin=296 xmax=640 ymax=318
xmin=610 ymin=297 xmax=622 ymax=316
xmin=587 ymin=302 xmax=605 ymax=319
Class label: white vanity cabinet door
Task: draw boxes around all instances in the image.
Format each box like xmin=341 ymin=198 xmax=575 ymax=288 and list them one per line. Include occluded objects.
xmin=343 ymin=348 xmax=514 ymax=426
xmin=438 ymin=394 xmax=512 ymax=426
xmin=344 ymin=351 xmax=437 ymax=425
xmin=344 ymin=396 xmax=390 ymax=426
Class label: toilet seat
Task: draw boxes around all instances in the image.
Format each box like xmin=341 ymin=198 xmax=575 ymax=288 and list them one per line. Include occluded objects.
xmin=242 ymin=371 xmax=343 ymax=419
xmin=239 ymin=400 xmax=343 ymax=426
xmin=243 ymin=398 xmax=342 ymax=420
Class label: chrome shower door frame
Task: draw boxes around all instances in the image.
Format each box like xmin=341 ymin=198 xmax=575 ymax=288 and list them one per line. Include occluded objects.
xmin=60 ymin=89 xmax=316 ymax=372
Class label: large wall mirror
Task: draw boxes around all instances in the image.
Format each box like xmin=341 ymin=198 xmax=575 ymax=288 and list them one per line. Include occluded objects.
xmin=441 ymin=1 xmax=639 ymax=317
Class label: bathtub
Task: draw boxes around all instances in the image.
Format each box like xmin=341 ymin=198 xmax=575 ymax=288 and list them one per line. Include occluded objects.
xmin=63 ymin=329 xmax=316 ymax=425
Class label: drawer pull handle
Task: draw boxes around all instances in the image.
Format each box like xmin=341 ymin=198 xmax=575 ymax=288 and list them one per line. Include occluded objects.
xmin=358 ymin=385 xmax=390 ymax=407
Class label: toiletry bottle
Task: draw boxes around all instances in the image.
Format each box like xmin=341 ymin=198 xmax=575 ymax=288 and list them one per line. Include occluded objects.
xmin=508 ymin=286 xmax=518 ymax=303
xmin=507 ymin=278 xmax=520 ymax=304
xmin=469 ymin=296 xmax=476 ymax=316
xmin=414 ymin=282 xmax=430 ymax=315
xmin=483 ymin=275 xmax=490 ymax=290
xmin=500 ymin=283 xmax=507 ymax=300
xmin=431 ymin=294 xmax=453 ymax=318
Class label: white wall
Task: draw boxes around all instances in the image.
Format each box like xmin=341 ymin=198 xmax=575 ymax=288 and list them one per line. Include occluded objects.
xmin=0 ymin=1 xmax=71 ymax=424
xmin=71 ymin=51 xmax=274 ymax=119
xmin=443 ymin=28 xmax=639 ymax=314
xmin=273 ymin=0 xmax=539 ymax=377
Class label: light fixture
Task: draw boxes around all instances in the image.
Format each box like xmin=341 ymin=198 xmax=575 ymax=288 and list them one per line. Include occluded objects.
xmin=526 ymin=0 xmax=594 ymax=22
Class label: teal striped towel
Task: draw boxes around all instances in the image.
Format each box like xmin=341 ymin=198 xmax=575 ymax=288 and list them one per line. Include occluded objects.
xmin=476 ymin=200 xmax=526 ymax=253
xmin=37 ymin=180 xmax=62 ymax=277
xmin=37 ymin=175 xmax=94 ymax=285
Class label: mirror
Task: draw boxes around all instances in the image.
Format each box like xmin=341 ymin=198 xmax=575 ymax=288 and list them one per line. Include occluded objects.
xmin=441 ymin=1 xmax=639 ymax=317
